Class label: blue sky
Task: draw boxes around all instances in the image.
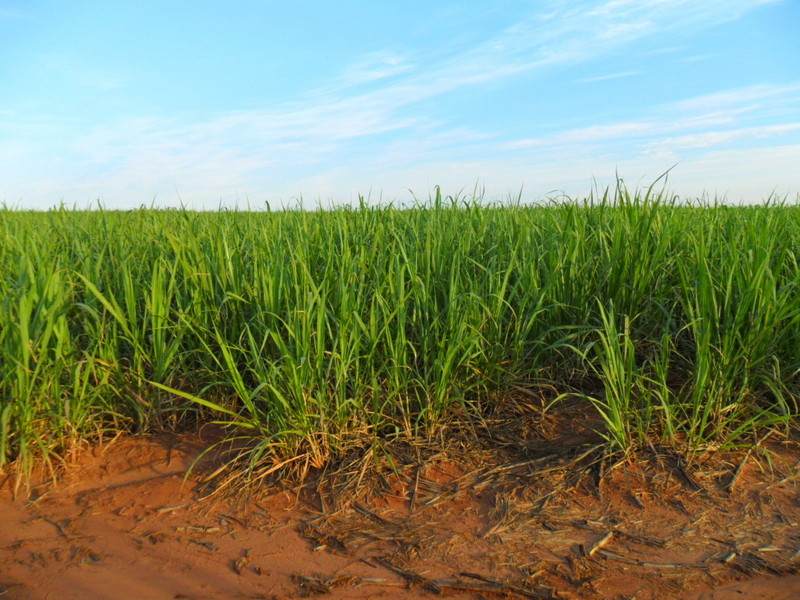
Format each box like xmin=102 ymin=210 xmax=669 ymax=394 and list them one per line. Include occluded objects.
xmin=2 ymin=0 xmax=799 ymax=209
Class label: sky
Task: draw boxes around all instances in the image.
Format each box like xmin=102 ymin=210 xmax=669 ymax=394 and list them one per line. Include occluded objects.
xmin=1 ymin=0 xmax=799 ymax=209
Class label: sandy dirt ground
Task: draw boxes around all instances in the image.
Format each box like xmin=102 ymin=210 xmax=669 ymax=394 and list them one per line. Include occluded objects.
xmin=2 ymin=421 xmax=800 ymax=600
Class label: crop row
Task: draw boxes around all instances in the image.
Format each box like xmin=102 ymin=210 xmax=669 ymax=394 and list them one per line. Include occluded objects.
xmin=1 ymin=187 xmax=798 ymax=484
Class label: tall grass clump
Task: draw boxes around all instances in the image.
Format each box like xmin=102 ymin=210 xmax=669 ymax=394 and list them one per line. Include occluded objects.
xmin=1 ymin=186 xmax=799 ymax=486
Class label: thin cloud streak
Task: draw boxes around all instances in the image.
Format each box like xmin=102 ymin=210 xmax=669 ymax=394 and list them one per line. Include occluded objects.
xmin=499 ymin=85 xmax=800 ymax=151
xmin=668 ymin=84 xmax=800 ymax=112
xmin=644 ymin=123 xmax=800 ymax=152
xmin=578 ymin=71 xmax=643 ymax=83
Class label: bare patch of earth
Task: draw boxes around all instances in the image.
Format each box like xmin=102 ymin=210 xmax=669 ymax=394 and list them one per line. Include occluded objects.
xmin=2 ymin=409 xmax=800 ymax=599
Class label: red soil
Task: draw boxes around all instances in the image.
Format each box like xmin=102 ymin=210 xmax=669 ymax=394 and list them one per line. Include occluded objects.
xmin=2 ymin=428 xmax=800 ymax=600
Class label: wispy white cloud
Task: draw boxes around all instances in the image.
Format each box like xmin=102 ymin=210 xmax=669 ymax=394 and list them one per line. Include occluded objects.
xmin=680 ymin=54 xmax=713 ymax=63
xmin=643 ymin=123 xmax=800 ymax=152
xmin=300 ymin=0 xmax=778 ymax=113
xmin=329 ymin=51 xmax=414 ymax=90
xmin=669 ymin=84 xmax=800 ymax=119
xmin=496 ymin=85 xmax=800 ymax=159
xmin=578 ymin=70 xmax=643 ymax=83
